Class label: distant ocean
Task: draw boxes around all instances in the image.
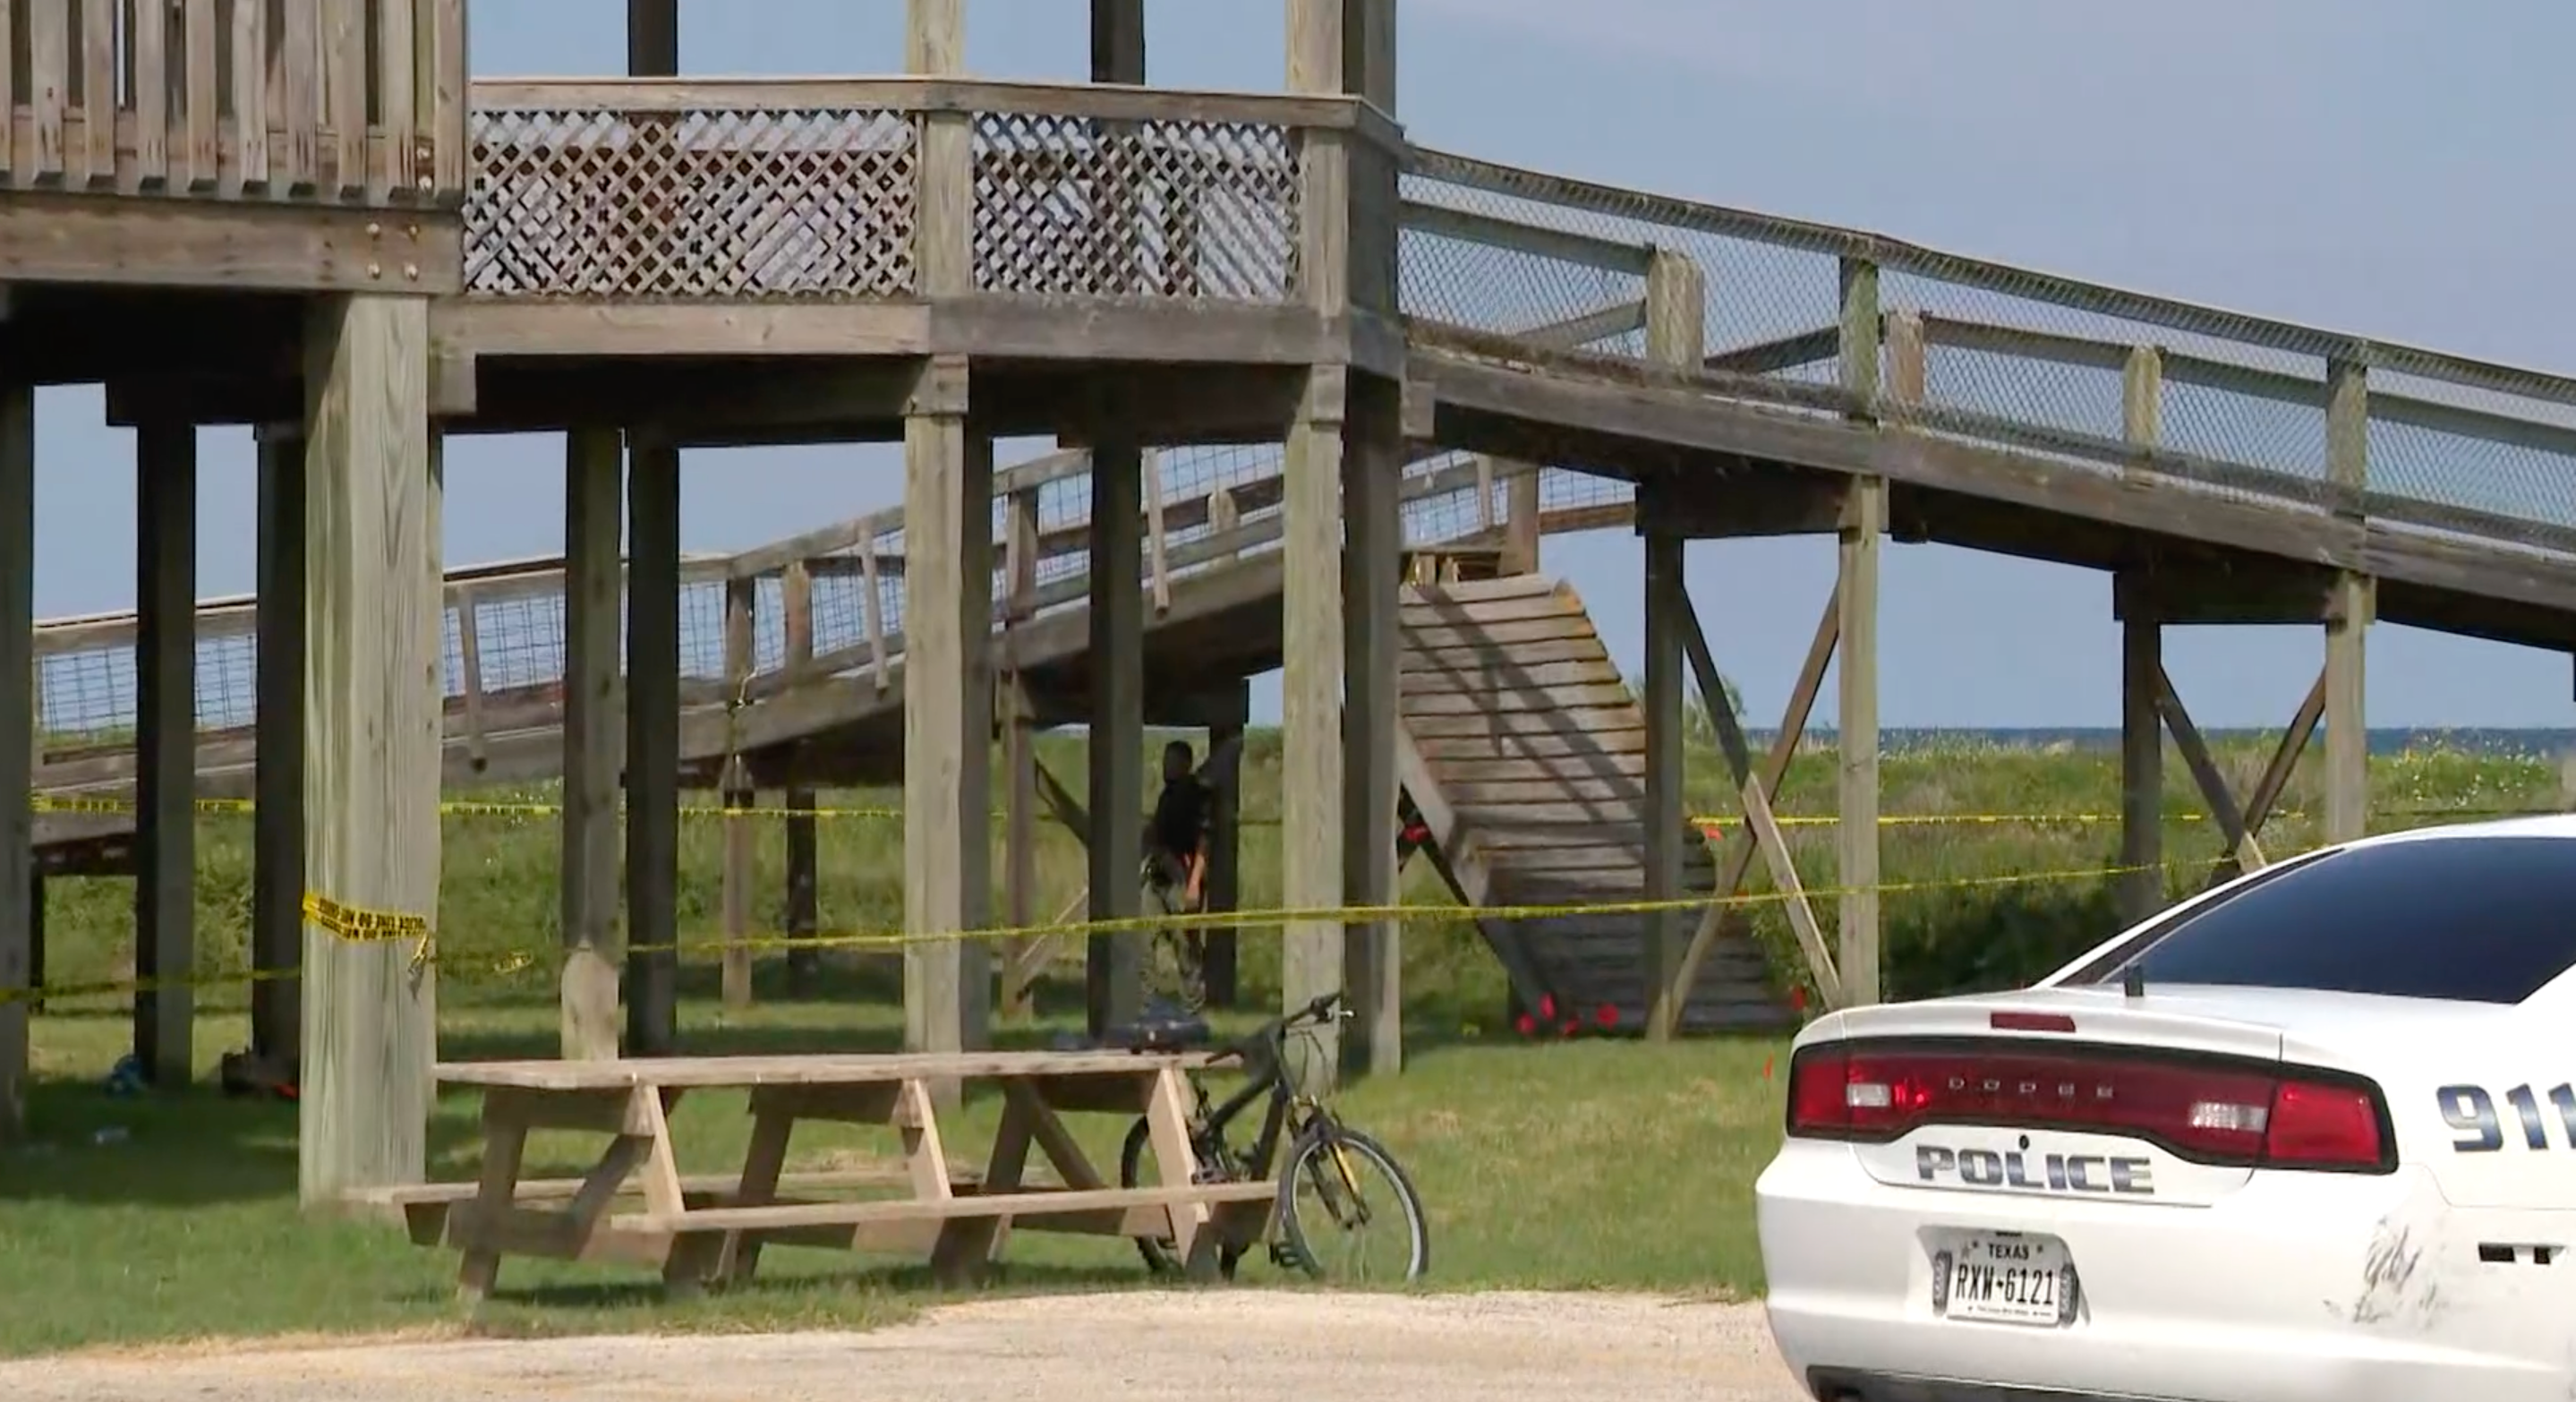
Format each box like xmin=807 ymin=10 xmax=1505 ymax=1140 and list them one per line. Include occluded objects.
xmin=1749 ymin=727 xmax=2576 ymax=757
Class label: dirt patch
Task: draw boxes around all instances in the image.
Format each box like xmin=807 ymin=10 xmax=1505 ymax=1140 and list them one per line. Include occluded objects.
xmin=0 ymin=1291 xmax=1806 ymax=1401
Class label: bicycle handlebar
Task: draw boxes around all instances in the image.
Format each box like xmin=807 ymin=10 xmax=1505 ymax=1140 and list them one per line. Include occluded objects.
xmin=1204 ymin=989 xmax=1347 ymax=1068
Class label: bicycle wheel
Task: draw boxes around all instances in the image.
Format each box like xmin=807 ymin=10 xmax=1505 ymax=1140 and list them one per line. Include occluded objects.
xmin=1117 ymin=1116 xmax=1252 ymax=1278
xmin=1277 ymin=1122 xmax=1429 ymax=1283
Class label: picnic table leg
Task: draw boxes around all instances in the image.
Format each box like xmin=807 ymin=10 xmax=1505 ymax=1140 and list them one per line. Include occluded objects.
xmin=1143 ymin=1066 xmax=1222 ymax=1281
xmin=929 ymin=1077 xmax=1035 ymax=1286
xmin=717 ymin=1099 xmax=797 ymax=1286
xmin=456 ymin=1115 xmax=529 ymax=1304
xmin=634 ymin=1088 xmax=722 ymax=1295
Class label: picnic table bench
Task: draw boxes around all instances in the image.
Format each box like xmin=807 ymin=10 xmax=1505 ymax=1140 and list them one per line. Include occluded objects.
xmin=378 ymin=1050 xmax=1281 ymax=1299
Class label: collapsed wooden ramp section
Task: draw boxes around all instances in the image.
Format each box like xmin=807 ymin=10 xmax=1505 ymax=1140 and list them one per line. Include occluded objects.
xmin=1395 ymin=575 xmax=1796 ymax=1033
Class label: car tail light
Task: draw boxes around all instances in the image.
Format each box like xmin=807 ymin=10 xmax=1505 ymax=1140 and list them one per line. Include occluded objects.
xmin=1784 ymin=1039 xmax=2393 ymax=1173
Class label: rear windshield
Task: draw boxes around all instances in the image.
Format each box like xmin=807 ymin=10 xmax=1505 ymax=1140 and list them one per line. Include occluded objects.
xmin=2094 ymin=834 xmax=2576 ymax=1004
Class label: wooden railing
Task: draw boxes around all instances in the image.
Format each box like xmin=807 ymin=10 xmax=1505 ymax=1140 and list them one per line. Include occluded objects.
xmin=464 ymin=77 xmax=1398 ymax=303
xmin=1397 ymin=145 xmax=2576 ymax=568
xmin=3 ymin=0 xmax=466 ymax=203
xmin=25 ymin=436 xmax=1531 ymax=799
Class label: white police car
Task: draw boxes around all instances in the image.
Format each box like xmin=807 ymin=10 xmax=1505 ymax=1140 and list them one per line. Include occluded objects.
xmin=1755 ymin=816 xmax=2576 ymax=1401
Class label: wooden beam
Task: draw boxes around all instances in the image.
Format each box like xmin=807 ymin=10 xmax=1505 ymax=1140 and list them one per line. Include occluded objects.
xmin=1837 ymin=258 xmax=1883 ymax=1008
xmin=1341 ymin=371 xmax=1402 ymax=1078
xmin=560 ymin=427 xmax=622 ymax=1061
xmin=625 ymin=431 xmax=682 ymax=1056
xmin=2324 ymin=358 xmax=2371 ymax=846
xmin=1203 ymin=683 xmax=1248 ymax=1009
xmin=2152 ymin=665 xmax=2265 ymax=872
xmin=1639 ymin=246 xmax=1703 ymax=1039
xmin=134 ymin=418 xmax=197 ymax=1089
xmin=2118 ymin=606 xmax=2162 ymax=925
xmin=721 ymin=577 xmax=756 ymax=1011
xmin=1282 ymin=363 xmax=1348 ymax=1088
xmin=298 ymin=293 xmax=439 ymax=1202
xmin=1641 ymin=500 xmax=1686 ymax=1039
xmin=252 ymin=426 xmax=306 ymax=1067
xmin=901 ymin=358 xmax=990 ymax=1064
xmin=1656 ymin=582 xmax=1840 ymax=1037
xmin=0 ymin=380 xmax=30 ymax=1141
xmin=1675 ymin=584 xmax=1840 ymax=1012
xmin=1090 ymin=0 xmax=1143 ymax=82
xmin=1087 ymin=434 xmax=1146 ymax=1037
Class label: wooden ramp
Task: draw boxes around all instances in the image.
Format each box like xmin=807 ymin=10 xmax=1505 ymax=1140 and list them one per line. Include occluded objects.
xmin=1395 ymin=575 xmax=1794 ymax=1033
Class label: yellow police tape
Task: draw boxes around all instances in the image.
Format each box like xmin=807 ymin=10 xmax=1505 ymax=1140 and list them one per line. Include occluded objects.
xmin=0 ymin=856 xmax=2193 ymax=1006
xmin=27 ymin=791 xmax=2546 ymax=828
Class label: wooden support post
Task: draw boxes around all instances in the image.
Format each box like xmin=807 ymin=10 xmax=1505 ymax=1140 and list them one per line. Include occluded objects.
xmin=1285 ymin=0 xmax=1357 ymax=1085
xmin=2120 ymin=615 xmax=2164 ymax=922
xmin=721 ymin=577 xmax=756 ymax=1011
xmin=134 ymin=419 xmax=196 ymax=1088
xmin=1500 ymin=462 xmax=1541 ymax=576
xmin=1000 ymin=674 xmax=1041 ymax=1021
xmin=561 ymin=428 xmax=622 ymax=1060
xmin=1282 ymin=364 xmax=1348 ymax=1088
xmin=1641 ymin=501 xmax=1687 ymax=1039
xmin=1343 ymin=372 xmax=1402 ymax=1079
xmin=780 ymin=559 xmax=819 ymax=996
xmin=24 ymin=872 xmax=40 ymax=1019
xmin=625 ymin=432 xmax=682 ymax=1056
xmin=2324 ymin=358 xmax=2371 ymax=845
xmin=901 ymin=358 xmax=991 ymax=1060
xmin=1088 ymin=433 xmax=1146 ymax=1037
xmin=298 ymin=293 xmax=439 ymax=1202
xmin=627 ymin=0 xmax=677 ymax=74
xmin=0 ymin=381 xmax=29 ymax=1141
xmin=1638 ymin=247 xmax=1704 ymax=1039
xmin=1001 ymin=487 xmax=1040 ymax=1022
xmin=783 ymin=787 xmax=819 ymax=995
xmin=2117 ymin=344 xmax=2164 ymax=925
xmin=1836 ymin=258 xmax=1883 ymax=1009
xmin=1205 ymin=683 xmax=1248 ymax=1009
xmin=1091 ymin=0 xmax=1143 ymax=82
xmin=253 ymin=427 xmax=307 ymax=1067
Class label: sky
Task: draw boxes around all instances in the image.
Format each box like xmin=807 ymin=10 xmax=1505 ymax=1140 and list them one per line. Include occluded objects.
xmin=33 ymin=0 xmax=2576 ymax=730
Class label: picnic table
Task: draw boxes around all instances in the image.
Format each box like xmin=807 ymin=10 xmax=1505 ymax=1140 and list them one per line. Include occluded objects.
xmin=363 ymin=1050 xmax=1284 ymax=1299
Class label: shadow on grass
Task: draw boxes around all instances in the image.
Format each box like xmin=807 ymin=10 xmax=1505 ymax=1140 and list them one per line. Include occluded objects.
xmin=430 ymin=1258 xmax=1160 ymax=1317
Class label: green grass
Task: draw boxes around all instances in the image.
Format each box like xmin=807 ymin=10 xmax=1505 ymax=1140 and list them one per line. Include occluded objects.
xmin=0 ymin=994 xmax=1787 ymax=1356
xmin=1 ymin=731 xmax=2562 ymax=1356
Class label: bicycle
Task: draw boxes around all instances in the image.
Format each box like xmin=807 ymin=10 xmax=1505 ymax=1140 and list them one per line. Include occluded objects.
xmin=1116 ymin=990 xmax=1429 ymax=1282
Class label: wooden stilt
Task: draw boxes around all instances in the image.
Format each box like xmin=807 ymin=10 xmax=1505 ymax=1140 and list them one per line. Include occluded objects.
xmin=134 ymin=419 xmax=197 ymax=1088
xmin=900 ymin=357 xmax=991 ymax=1063
xmin=1342 ymin=372 xmax=1402 ymax=1078
xmin=298 ymin=293 xmax=439 ymax=1202
xmin=252 ymin=426 xmax=307 ymax=1067
xmin=561 ymin=427 xmax=623 ymax=1061
xmin=1087 ymin=433 xmax=1146 ymax=1038
xmin=625 ymin=432 xmax=681 ymax=1056
xmin=1835 ymin=257 xmax=1883 ymax=1009
xmin=0 ymin=380 xmax=30 ymax=1141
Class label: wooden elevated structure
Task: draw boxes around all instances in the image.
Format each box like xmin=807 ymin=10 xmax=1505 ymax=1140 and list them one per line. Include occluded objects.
xmin=1396 ymin=574 xmax=1784 ymax=1032
xmin=9 ymin=0 xmax=2576 ymax=1212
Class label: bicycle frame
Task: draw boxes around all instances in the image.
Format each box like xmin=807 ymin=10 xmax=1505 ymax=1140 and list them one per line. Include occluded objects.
xmin=1190 ymin=1035 xmax=1309 ymax=1179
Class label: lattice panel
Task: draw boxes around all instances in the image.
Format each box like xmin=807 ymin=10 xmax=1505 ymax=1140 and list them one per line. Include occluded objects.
xmin=467 ymin=107 xmax=920 ymax=298
xmin=971 ymin=112 xmax=1300 ymax=302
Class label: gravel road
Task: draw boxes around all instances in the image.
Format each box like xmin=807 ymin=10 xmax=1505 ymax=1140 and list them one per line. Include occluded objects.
xmin=0 ymin=1291 xmax=1808 ymax=1402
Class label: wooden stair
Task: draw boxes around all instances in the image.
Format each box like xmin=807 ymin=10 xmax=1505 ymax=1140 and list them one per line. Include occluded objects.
xmin=1395 ymin=575 xmax=1795 ymax=1033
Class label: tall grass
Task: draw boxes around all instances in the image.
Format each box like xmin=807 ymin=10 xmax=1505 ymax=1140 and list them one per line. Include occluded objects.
xmin=28 ymin=731 xmax=2570 ymax=1035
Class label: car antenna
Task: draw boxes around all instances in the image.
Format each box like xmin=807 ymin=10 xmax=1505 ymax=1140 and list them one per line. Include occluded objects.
xmin=2120 ymin=962 xmax=2146 ymax=1000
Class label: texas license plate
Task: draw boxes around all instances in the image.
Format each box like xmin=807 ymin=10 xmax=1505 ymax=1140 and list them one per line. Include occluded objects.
xmin=1937 ymin=1233 xmax=2069 ymax=1326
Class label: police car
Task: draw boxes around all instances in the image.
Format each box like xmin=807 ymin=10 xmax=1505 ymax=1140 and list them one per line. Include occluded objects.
xmin=1754 ymin=815 xmax=2576 ymax=1402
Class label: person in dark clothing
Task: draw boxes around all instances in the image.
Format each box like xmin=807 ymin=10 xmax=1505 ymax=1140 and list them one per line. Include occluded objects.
xmin=1144 ymin=739 xmax=1213 ymax=1010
